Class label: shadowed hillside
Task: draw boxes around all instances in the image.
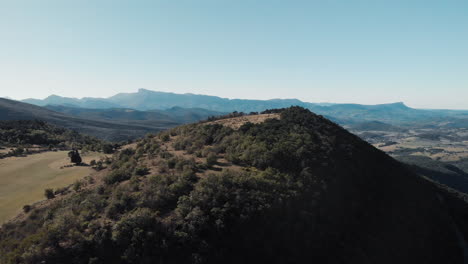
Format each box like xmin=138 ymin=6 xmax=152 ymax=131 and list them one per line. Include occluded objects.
xmin=45 ymin=105 xmax=225 ymax=124
xmin=0 ymin=99 xmax=222 ymax=141
xmin=0 ymin=98 xmax=167 ymax=141
xmin=0 ymin=107 xmax=465 ymax=264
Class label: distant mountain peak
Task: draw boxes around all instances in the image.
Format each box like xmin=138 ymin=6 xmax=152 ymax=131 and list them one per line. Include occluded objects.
xmin=392 ymin=102 xmax=409 ymax=107
xmin=46 ymin=94 xmax=65 ymax=99
xmin=137 ymin=88 xmax=152 ymax=93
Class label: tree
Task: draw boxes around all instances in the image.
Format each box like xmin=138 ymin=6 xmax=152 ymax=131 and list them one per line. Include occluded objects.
xmin=161 ymin=134 xmax=170 ymax=142
xmin=135 ymin=166 xmax=150 ymax=176
xmin=102 ymin=144 xmax=114 ymax=154
xmin=23 ymin=205 xmax=31 ymax=213
xmin=68 ymin=149 xmax=82 ymax=165
xmin=44 ymin=188 xmax=55 ymax=199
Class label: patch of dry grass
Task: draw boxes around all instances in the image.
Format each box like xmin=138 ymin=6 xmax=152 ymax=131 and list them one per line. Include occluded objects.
xmin=206 ymin=114 xmax=280 ymax=129
xmin=0 ymin=151 xmax=105 ymax=223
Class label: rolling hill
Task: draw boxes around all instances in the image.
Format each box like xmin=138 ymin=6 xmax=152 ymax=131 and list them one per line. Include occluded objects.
xmin=0 ymin=98 xmax=167 ymax=141
xmin=1 ymin=107 xmax=466 ymax=263
xmin=0 ymin=99 xmax=222 ymax=141
xmin=45 ymin=105 xmax=224 ymax=124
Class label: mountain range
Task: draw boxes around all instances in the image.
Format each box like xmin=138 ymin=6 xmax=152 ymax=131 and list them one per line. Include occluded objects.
xmin=21 ymin=89 xmax=468 ymax=126
xmin=2 ymin=88 xmax=468 ymax=143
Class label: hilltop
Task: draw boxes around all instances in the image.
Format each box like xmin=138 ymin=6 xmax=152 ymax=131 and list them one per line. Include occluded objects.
xmin=206 ymin=113 xmax=280 ymax=129
xmin=1 ymin=107 xmax=466 ymax=263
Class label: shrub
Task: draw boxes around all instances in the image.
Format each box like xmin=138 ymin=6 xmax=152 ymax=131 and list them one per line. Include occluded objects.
xmin=106 ymin=188 xmax=135 ymax=219
xmin=206 ymin=153 xmax=218 ymax=167
xmin=102 ymin=143 xmax=114 ymax=154
xmin=97 ymin=185 xmax=106 ymax=195
xmin=161 ymin=134 xmax=170 ymax=142
xmin=93 ymin=160 xmax=105 ymax=171
xmin=23 ymin=205 xmax=31 ymax=213
xmin=54 ymin=187 xmax=69 ymax=195
xmin=15 ymin=148 xmax=25 ymax=155
xmin=135 ymin=166 xmax=150 ymax=176
xmin=87 ymin=176 xmax=95 ymax=184
xmin=44 ymin=188 xmax=55 ymax=199
xmin=104 ymin=168 xmax=132 ymax=185
xmin=160 ymin=150 xmax=173 ymax=159
xmin=73 ymin=180 xmax=82 ymax=192
xmin=167 ymin=158 xmax=177 ymax=169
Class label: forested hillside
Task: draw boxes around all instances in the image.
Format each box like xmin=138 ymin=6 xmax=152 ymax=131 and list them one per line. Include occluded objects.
xmin=0 ymin=120 xmax=115 ymax=157
xmin=0 ymin=107 xmax=465 ymax=264
xmin=0 ymin=98 xmax=222 ymax=141
xmin=0 ymin=98 xmax=162 ymax=141
xmin=45 ymin=105 xmax=224 ymax=124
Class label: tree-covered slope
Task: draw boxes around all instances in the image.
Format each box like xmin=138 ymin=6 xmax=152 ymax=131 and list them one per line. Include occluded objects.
xmin=0 ymin=107 xmax=464 ymax=264
xmin=0 ymin=120 xmax=113 ymax=154
xmin=0 ymin=98 xmax=177 ymax=141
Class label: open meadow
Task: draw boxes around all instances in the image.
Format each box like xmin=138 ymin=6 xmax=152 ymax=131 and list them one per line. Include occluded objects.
xmin=0 ymin=151 xmax=105 ymax=223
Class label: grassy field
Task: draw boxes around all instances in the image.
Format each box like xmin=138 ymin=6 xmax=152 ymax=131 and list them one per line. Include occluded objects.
xmin=0 ymin=151 xmax=105 ymax=224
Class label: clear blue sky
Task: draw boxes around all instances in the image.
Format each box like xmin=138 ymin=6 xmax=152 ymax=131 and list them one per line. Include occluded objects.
xmin=1 ymin=0 xmax=467 ymax=109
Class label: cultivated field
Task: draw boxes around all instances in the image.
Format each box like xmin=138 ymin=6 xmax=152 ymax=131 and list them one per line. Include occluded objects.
xmin=351 ymin=127 xmax=468 ymax=162
xmin=0 ymin=151 xmax=105 ymax=223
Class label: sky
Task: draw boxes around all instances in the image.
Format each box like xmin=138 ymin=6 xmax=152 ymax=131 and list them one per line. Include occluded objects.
xmin=0 ymin=0 xmax=467 ymax=109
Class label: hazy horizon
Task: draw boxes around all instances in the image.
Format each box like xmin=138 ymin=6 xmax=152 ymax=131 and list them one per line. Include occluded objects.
xmin=1 ymin=1 xmax=467 ymax=109
xmin=2 ymin=88 xmax=465 ymax=111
